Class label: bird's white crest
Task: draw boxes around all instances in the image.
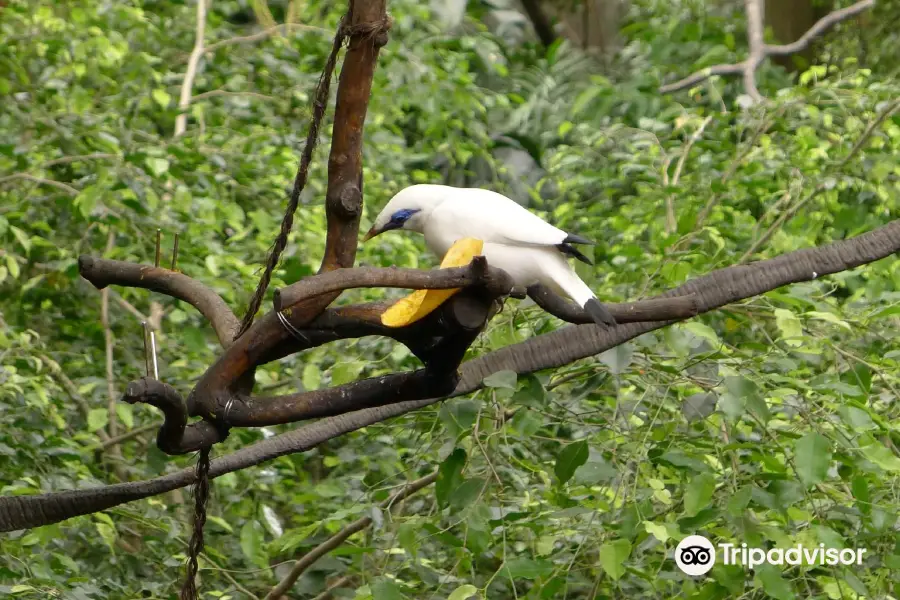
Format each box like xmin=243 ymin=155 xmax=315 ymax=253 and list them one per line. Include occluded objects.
xmin=367 ymin=184 xmax=614 ymax=325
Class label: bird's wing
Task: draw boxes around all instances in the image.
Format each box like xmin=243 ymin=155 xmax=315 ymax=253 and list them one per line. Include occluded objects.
xmin=431 ymin=189 xmax=570 ymax=247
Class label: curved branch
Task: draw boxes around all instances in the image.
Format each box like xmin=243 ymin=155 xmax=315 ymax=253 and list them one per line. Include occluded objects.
xmin=274 ymin=256 xmax=510 ymax=311
xmin=265 ymin=471 xmax=438 ymax=599
xmin=5 ymin=219 xmax=897 ymax=532
xmin=122 ymin=378 xmax=227 ymax=454
xmin=659 ymin=0 xmax=874 ymax=99
xmin=527 ymin=285 xmax=700 ymax=324
xmin=174 ymin=0 xmax=208 ymax=137
xmin=78 ymin=256 xmax=239 ymax=347
xmin=765 ymin=0 xmax=876 ymax=56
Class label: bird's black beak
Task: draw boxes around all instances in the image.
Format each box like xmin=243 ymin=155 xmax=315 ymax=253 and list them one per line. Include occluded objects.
xmin=363 ymin=221 xmax=402 ymax=242
xmin=362 ymin=226 xmax=380 ymax=243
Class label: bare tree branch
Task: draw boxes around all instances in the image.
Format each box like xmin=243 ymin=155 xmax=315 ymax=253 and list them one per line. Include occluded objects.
xmin=0 ymin=173 xmax=79 ymax=196
xmin=265 ymin=472 xmax=438 ymax=599
xmin=78 ymin=256 xmax=239 ymax=347
xmin=527 ymin=285 xmax=700 ymax=324
xmin=202 ymin=23 xmax=330 ymax=56
xmin=5 ymin=218 xmax=898 ymax=532
xmin=319 ymin=3 xmax=390 ymax=274
xmin=175 ymin=0 xmax=209 ymax=137
xmin=659 ymin=0 xmax=874 ymax=98
xmin=274 ymin=256 xmax=510 ymax=312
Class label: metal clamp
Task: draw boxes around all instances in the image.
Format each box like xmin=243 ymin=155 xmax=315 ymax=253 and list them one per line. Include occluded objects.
xmin=276 ymin=310 xmax=310 ymax=344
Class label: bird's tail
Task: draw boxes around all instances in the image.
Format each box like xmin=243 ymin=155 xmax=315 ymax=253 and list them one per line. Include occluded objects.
xmin=545 ymin=258 xmax=616 ymax=327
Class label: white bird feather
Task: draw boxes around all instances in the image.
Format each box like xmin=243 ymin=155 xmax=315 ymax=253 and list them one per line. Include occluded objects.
xmin=365 ymin=184 xmax=615 ymax=326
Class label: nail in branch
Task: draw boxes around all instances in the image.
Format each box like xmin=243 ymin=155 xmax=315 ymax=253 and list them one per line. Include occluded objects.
xmin=171 ymin=233 xmax=180 ymax=271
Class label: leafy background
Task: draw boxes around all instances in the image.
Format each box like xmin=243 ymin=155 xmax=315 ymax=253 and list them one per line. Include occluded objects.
xmin=2 ymin=0 xmax=900 ymax=598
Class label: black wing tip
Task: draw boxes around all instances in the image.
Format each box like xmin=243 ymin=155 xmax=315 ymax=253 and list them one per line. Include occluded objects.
xmin=563 ymin=233 xmax=596 ymax=246
xmin=557 ymin=243 xmax=594 ymax=265
xmin=584 ymin=298 xmax=617 ymax=327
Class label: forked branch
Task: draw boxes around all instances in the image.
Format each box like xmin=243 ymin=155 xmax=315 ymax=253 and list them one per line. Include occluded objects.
xmin=659 ymin=0 xmax=875 ymax=99
xmin=5 ymin=218 xmax=897 ymax=532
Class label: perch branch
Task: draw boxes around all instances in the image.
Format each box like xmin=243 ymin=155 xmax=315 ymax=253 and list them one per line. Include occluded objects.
xmin=527 ymin=285 xmax=700 ymax=324
xmin=5 ymin=218 xmax=898 ymax=532
xmin=274 ymin=256 xmax=508 ymax=311
xmin=659 ymin=0 xmax=874 ymax=98
xmin=78 ymin=256 xmax=239 ymax=347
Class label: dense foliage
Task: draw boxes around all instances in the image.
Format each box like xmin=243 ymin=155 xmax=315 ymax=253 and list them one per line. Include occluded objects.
xmin=2 ymin=0 xmax=899 ymax=598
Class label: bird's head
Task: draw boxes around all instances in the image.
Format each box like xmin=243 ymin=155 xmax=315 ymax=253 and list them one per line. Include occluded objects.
xmin=363 ymin=185 xmax=444 ymax=242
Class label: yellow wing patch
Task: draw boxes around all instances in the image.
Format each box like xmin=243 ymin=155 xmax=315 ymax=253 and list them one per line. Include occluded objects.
xmin=381 ymin=238 xmax=484 ymax=327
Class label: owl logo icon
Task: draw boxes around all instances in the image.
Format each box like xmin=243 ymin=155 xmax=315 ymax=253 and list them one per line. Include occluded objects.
xmin=675 ymin=535 xmax=716 ymax=576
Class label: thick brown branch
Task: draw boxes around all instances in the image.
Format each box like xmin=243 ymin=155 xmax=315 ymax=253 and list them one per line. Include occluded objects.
xmin=5 ymin=220 xmax=896 ymax=531
xmin=227 ymin=369 xmax=457 ymax=427
xmin=274 ymin=256 xmax=510 ymax=312
xmin=319 ymin=1 xmax=389 ymax=274
xmin=78 ymin=256 xmax=239 ymax=347
xmin=123 ymin=378 xmax=226 ymax=454
xmin=527 ymin=284 xmax=700 ymax=324
xmin=659 ymin=0 xmax=874 ymax=98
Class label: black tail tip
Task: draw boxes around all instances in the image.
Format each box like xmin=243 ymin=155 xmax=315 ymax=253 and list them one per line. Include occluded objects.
xmin=584 ymin=298 xmax=617 ymax=327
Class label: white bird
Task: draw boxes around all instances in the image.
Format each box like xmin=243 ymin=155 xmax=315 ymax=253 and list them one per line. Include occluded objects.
xmin=363 ymin=184 xmax=616 ymax=326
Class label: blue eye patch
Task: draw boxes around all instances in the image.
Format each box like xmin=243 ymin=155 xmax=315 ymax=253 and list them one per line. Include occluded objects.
xmin=390 ymin=208 xmax=420 ymax=223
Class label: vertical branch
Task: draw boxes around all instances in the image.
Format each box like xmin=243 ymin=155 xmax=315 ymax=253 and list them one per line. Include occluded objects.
xmin=175 ymin=0 xmax=209 ymax=137
xmin=743 ymin=0 xmax=765 ymax=102
xmin=319 ymin=0 xmax=390 ymax=273
xmin=101 ymin=230 xmax=118 ymax=441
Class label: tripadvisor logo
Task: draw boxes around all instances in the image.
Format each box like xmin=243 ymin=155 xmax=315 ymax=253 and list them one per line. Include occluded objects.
xmin=674 ymin=535 xmax=868 ymax=576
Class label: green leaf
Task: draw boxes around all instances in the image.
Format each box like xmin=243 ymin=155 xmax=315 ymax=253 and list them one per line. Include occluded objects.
xmin=755 ymin=564 xmax=794 ymax=600
xmin=302 ymin=364 xmax=320 ymax=391
xmin=599 ymin=343 xmax=633 ymax=374
xmin=683 ymin=322 xmax=720 ymax=347
xmin=860 ymin=438 xmax=900 ymax=472
xmin=500 ymin=558 xmax=553 ymax=580
xmin=483 ymin=370 xmax=516 ymax=389
xmin=145 ymin=157 xmax=170 ymax=176
xmin=240 ymin=520 xmax=267 ymax=568
xmin=436 ymin=449 xmax=466 ymax=508
xmin=5 ymin=254 xmax=19 ymax=279
xmin=794 ymin=432 xmax=831 ymax=486
xmin=449 ymin=478 xmax=485 ymax=510
xmin=643 ymin=521 xmax=670 ymax=542
xmin=73 ymin=185 xmax=100 ymax=218
xmin=10 ymin=226 xmax=31 ymax=252
xmin=152 ymin=88 xmax=171 ymax=107
xmin=208 ymin=516 xmax=233 ymax=533
xmin=774 ymin=308 xmax=803 ymax=346
xmin=805 ymin=310 xmax=851 ymax=331
xmin=331 ymin=361 xmax=363 ymax=386
xmin=372 ymin=577 xmax=403 ymax=600
xmin=684 ymin=473 xmax=716 ymax=516
xmin=447 ymin=584 xmax=479 ymax=600
xmin=554 ymin=440 xmax=589 ymax=484
xmin=598 ymin=539 xmax=631 ymax=581
xmin=115 ymin=403 xmax=134 ymax=429
xmin=87 ymin=408 xmax=108 ymax=432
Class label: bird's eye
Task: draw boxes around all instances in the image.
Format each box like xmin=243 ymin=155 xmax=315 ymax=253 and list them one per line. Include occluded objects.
xmin=391 ymin=209 xmax=411 ymax=223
